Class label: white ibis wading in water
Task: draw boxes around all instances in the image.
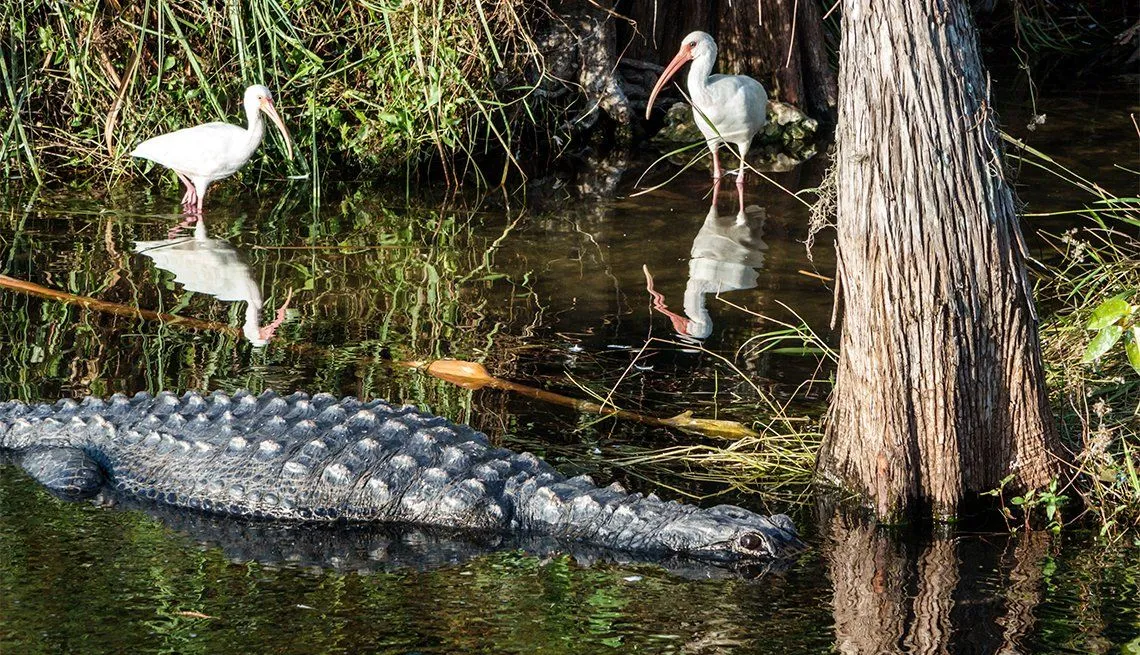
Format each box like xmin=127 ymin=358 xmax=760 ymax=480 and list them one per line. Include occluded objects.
xmin=646 ymin=31 xmax=768 ymax=213
xmin=132 ymin=84 xmax=294 ymax=214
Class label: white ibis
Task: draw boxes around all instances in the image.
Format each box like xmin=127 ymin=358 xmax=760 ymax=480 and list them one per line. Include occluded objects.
xmin=646 ymin=31 xmax=768 ymax=213
xmin=132 ymin=84 xmax=294 ymax=214
xmin=683 ymin=203 xmax=768 ymax=339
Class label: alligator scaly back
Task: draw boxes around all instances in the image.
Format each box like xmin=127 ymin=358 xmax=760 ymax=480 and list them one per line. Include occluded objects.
xmin=0 ymin=390 xmax=804 ymax=562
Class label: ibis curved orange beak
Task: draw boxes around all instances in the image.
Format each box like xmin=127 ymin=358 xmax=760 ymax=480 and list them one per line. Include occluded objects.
xmin=645 ymin=44 xmax=694 ymax=120
xmin=259 ymin=97 xmax=294 ymax=160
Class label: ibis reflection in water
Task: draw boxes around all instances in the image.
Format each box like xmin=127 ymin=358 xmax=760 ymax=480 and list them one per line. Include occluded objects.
xmin=131 ymin=85 xmax=294 ymax=215
xmin=649 ymin=204 xmax=768 ymax=342
xmin=134 ymin=220 xmax=287 ymax=346
xmin=646 ymin=31 xmax=769 ymax=214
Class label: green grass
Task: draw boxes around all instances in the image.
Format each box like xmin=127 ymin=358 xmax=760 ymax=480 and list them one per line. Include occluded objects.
xmin=608 ymin=306 xmax=834 ymax=506
xmin=0 ymin=0 xmax=546 ymax=186
xmin=1005 ymin=135 xmax=1140 ymax=537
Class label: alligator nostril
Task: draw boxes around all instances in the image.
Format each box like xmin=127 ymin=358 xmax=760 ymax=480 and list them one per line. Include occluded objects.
xmin=739 ymin=532 xmax=764 ymax=551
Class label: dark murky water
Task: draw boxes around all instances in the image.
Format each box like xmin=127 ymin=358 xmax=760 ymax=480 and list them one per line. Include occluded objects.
xmin=2 ymin=78 xmax=1139 ymax=653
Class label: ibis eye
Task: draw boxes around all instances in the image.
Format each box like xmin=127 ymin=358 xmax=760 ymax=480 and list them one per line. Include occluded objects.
xmin=688 ymin=41 xmax=697 ymax=47
xmin=738 ymin=532 xmax=764 ymax=551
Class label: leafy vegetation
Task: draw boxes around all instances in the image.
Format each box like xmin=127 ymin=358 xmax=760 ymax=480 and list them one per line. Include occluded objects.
xmin=985 ymin=474 xmax=1070 ymax=534
xmin=0 ymin=0 xmax=546 ymax=185
xmin=1081 ymin=292 xmax=1140 ymax=373
xmin=1004 ymin=136 xmax=1140 ymax=538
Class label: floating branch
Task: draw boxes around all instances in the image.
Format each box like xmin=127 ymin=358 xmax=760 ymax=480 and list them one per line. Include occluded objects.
xmin=407 ymin=359 xmax=761 ymax=440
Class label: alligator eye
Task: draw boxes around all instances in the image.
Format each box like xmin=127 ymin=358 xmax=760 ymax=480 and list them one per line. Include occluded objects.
xmin=738 ymin=532 xmax=764 ymax=551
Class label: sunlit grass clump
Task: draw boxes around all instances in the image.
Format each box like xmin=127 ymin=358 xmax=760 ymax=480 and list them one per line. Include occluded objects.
xmin=1005 ymin=137 xmax=1140 ymax=537
xmin=1 ymin=0 xmax=543 ymax=185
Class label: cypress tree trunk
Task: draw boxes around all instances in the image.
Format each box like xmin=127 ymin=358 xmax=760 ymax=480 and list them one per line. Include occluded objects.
xmin=817 ymin=0 xmax=1062 ymax=520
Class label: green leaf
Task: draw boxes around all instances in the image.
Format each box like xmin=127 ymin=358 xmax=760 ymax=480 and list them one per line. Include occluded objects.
xmin=1127 ymin=327 xmax=1140 ymax=375
xmin=1086 ymin=295 xmax=1133 ymax=330
xmin=1082 ymin=325 xmax=1124 ymax=363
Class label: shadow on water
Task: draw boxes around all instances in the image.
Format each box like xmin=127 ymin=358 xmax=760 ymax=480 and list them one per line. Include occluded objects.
xmin=22 ymin=475 xmax=790 ymax=582
xmin=2 ymin=86 xmax=1140 ymax=652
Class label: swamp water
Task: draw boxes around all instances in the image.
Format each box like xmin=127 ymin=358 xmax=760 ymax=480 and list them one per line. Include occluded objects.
xmin=2 ymin=86 xmax=1139 ymax=653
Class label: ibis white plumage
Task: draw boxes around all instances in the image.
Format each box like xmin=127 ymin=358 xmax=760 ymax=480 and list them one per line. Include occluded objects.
xmin=132 ymin=84 xmax=294 ymax=214
xmin=646 ymin=32 xmax=768 ymax=213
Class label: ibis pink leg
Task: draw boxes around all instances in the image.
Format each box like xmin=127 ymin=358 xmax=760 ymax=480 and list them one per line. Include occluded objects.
xmin=175 ymin=172 xmax=197 ymax=208
xmin=193 ymin=179 xmax=209 ymax=215
xmin=736 ymin=171 xmax=746 ymax=215
xmin=710 ymin=142 xmax=724 ymax=207
xmin=735 ymin=142 xmax=750 ymax=215
xmin=167 ymin=214 xmax=199 ymax=238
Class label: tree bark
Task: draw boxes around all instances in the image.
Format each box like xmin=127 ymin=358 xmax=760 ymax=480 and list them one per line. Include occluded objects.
xmin=715 ymin=0 xmax=803 ymax=108
xmin=817 ymin=0 xmax=1062 ymax=520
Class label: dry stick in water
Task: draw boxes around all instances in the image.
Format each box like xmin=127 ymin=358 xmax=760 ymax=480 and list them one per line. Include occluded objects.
xmin=0 ymin=274 xmax=237 ymax=335
xmin=409 ymin=359 xmax=760 ymax=440
xmin=0 ymin=274 xmax=323 ymax=357
xmin=0 ymin=274 xmax=757 ymax=440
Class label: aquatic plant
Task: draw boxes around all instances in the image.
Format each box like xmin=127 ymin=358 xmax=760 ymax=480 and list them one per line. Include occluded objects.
xmin=0 ymin=187 xmax=539 ymax=431
xmin=1005 ymin=0 xmax=1133 ymax=57
xmin=1080 ymin=291 xmax=1140 ymax=374
xmin=1004 ymin=135 xmax=1140 ymax=538
xmin=609 ymin=302 xmax=833 ymax=506
xmin=0 ymin=0 xmax=545 ymax=185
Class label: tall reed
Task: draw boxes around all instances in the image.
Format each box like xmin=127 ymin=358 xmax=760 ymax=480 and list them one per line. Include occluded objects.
xmin=0 ymin=0 xmax=545 ymax=185
xmin=1005 ymin=135 xmax=1140 ymax=537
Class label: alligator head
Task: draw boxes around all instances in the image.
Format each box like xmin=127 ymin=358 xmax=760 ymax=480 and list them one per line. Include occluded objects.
xmin=657 ymin=505 xmax=805 ymax=562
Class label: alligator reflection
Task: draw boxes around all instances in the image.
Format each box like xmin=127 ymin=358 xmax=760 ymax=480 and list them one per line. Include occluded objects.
xmin=134 ymin=219 xmax=283 ymax=346
xmin=104 ymin=493 xmax=788 ymax=580
xmin=652 ymin=203 xmax=768 ymax=341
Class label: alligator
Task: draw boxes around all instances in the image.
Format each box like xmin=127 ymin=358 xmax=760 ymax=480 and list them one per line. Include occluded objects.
xmin=0 ymin=389 xmax=804 ymax=564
